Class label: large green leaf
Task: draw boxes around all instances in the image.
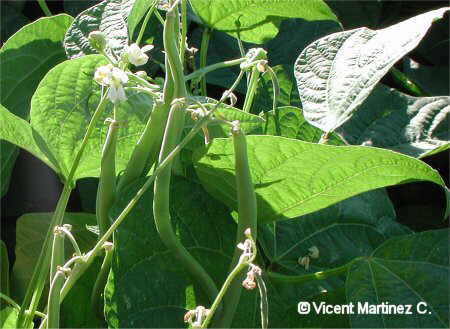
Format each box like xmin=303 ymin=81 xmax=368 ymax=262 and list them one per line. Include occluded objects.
xmin=0 ymin=14 xmax=73 ymax=197
xmin=0 ymin=307 xmax=18 ymax=329
xmin=337 ymin=85 xmax=450 ymax=158
xmin=193 ymin=135 xmax=448 ymax=224
xmin=64 ymin=0 xmax=135 ymax=59
xmin=104 ymin=177 xmax=238 ymax=328
xmin=346 ymin=229 xmax=449 ymax=328
xmin=29 ymin=55 xmax=153 ymax=180
xmin=190 ymin=0 xmax=338 ymax=44
xmin=294 ymin=7 xmax=449 ymax=133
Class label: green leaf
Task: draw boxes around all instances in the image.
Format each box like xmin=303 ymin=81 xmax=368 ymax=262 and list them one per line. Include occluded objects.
xmin=264 ymin=106 xmax=344 ymax=145
xmin=11 ymin=213 xmax=98 ymax=304
xmin=64 ymin=0 xmax=135 ymax=59
xmin=193 ymin=135 xmax=448 ymax=224
xmin=0 ymin=307 xmax=18 ymax=328
xmin=294 ymin=7 xmax=449 ymax=133
xmin=0 ymin=104 xmax=60 ymax=174
xmin=0 ymin=14 xmax=73 ymax=119
xmin=29 ymin=55 xmax=153 ymax=180
xmin=346 ymin=229 xmax=449 ymax=328
xmin=127 ymin=0 xmax=156 ymax=39
xmin=104 ymin=177 xmax=237 ymax=328
xmin=190 ymin=0 xmax=338 ymax=44
xmin=0 ymin=14 xmax=73 ymax=196
xmin=337 ymin=85 xmax=450 ymax=158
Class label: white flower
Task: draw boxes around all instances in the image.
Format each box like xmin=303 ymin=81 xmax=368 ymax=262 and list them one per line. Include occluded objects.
xmin=94 ymin=64 xmax=129 ymax=103
xmin=125 ymin=43 xmax=154 ymax=66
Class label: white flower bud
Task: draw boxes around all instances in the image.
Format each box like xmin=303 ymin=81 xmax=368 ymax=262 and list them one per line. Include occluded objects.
xmin=88 ymin=31 xmax=107 ymax=52
xmin=308 ymin=246 xmax=319 ymax=259
xmin=125 ymin=43 xmax=154 ymax=66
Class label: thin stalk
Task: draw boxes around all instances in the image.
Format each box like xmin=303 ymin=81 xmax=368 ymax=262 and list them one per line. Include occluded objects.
xmin=179 ymin=0 xmax=188 ymax=67
xmin=267 ymin=257 xmax=363 ymax=283
xmin=318 ymin=131 xmax=330 ymax=144
xmin=50 ymin=229 xmax=65 ymax=283
xmin=17 ymin=95 xmax=109 ymax=329
xmin=136 ymin=0 xmax=159 ymax=46
xmin=90 ymin=248 xmax=113 ymax=316
xmin=213 ymin=125 xmax=258 ymax=328
xmin=242 ymin=66 xmax=260 ymax=113
xmin=255 ymin=274 xmax=268 ymax=329
xmin=47 ymin=270 xmax=65 ymax=329
xmin=0 ymin=293 xmax=20 ymax=310
xmin=155 ymin=10 xmax=165 ymax=26
xmin=390 ymin=67 xmax=428 ymax=97
xmin=37 ymin=0 xmax=52 ymax=16
xmin=58 ymin=226 xmax=82 ymax=257
xmin=266 ymin=66 xmax=281 ymax=136
xmin=184 ymin=58 xmax=246 ymax=82
xmin=199 ymin=28 xmax=211 ymax=96
xmin=96 ymin=118 xmax=119 ymax=237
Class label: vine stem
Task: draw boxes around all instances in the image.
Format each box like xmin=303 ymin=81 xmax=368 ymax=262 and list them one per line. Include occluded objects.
xmin=37 ymin=0 xmax=52 ymax=16
xmin=267 ymin=257 xmax=363 ymax=283
xmin=136 ymin=0 xmax=159 ymax=46
xmin=199 ymin=27 xmax=211 ymax=96
xmin=184 ymin=58 xmax=246 ymax=82
xmin=17 ymin=94 xmax=109 ymax=329
xmin=242 ymin=66 xmax=260 ymax=113
xmin=179 ymin=0 xmax=188 ymax=66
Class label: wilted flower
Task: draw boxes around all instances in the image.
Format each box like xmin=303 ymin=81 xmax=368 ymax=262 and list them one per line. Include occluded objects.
xmin=308 ymin=246 xmax=319 ymax=259
xmin=94 ymin=64 xmax=128 ymax=103
xmin=124 ymin=43 xmax=154 ymax=66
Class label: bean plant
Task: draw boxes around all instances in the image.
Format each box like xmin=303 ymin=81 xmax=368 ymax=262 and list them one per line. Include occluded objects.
xmin=0 ymin=0 xmax=449 ymax=328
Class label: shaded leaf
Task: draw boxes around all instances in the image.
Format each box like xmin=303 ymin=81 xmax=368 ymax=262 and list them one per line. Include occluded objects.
xmin=337 ymin=85 xmax=450 ymax=158
xmin=190 ymin=0 xmax=338 ymax=44
xmin=295 ymin=7 xmax=449 ymax=133
xmin=347 ymin=229 xmax=449 ymax=328
xmin=193 ymin=135 xmax=448 ymax=224
xmin=403 ymin=58 xmax=450 ymax=96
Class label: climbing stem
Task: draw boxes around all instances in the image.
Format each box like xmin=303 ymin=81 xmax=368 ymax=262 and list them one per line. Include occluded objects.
xmin=47 ymin=270 xmax=65 ymax=329
xmin=242 ymin=66 xmax=260 ymax=113
xmin=37 ymin=0 xmax=52 ymax=16
xmin=184 ymin=58 xmax=246 ymax=82
xmin=199 ymin=27 xmax=211 ymax=96
xmin=136 ymin=0 xmax=159 ymax=46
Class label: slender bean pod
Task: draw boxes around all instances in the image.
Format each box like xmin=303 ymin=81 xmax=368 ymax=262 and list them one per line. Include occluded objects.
xmin=199 ymin=28 xmax=211 ymax=96
xmin=46 ymin=270 xmax=65 ymax=329
xmin=50 ymin=228 xmax=65 ymax=283
xmin=242 ymin=66 xmax=260 ymax=113
xmin=213 ymin=123 xmax=258 ymax=328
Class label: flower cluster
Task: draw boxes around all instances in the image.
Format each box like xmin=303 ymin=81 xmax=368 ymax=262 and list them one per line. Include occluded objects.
xmin=94 ymin=64 xmax=129 ymax=103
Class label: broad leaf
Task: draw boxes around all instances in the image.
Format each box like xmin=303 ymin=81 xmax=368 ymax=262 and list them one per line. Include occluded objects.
xmin=347 ymin=229 xmax=449 ymax=328
xmin=337 ymin=85 xmax=450 ymax=158
xmin=264 ymin=106 xmax=344 ymax=145
xmin=193 ymin=135 xmax=448 ymax=223
xmin=30 ymin=55 xmax=153 ymax=180
xmin=295 ymin=7 xmax=449 ymax=133
xmin=104 ymin=177 xmax=237 ymax=328
xmin=64 ymin=0 xmax=135 ymax=59
xmin=190 ymin=0 xmax=338 ymax=44
xmin=403 ymin=58 xmax=450 ymax=96
xmin=127 ymin=0 xmax=156 ymax=39
xmin=0 ymin=14 xmax=73 ymax=196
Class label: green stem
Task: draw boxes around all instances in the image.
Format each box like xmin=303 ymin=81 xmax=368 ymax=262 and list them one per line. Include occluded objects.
xmin=136 ymin=0 xmax=158 ymax=46
xmin=255 ymin=275 xmax=268 ymax=329
xmin=47 ymin=270 xmax=65 ymax=329
xmin=0 ymin=293 xmax=20 ymax=310
xmin=390 ymin=67 xmax=428 ymax=97
xmin=266 ymin=66 xmax=281 ymax=136
xmin=267 ymin=257 xmax=362 ymax=283
xmin=179 ymin=0 xmax=188 ymax=67
xmin=50 ymin=229 xmax=65 ymax=284
xmin=242 ymin=66 xmax=259 ymax=113
xmin=199 ymin=28 xmax=211 ymax=96
xmin=90 ymin=248 xmax=113 ymax=316
xmin=213 ymin=125 xmax=258 ymax=328
xmin=155 ymin=10 xmax=165 ymax=26
xmin=37 ymin=0 xmax=52 ymax=16
xmin=96 ymin=118 xmax=119 ymax=237
xmin=1 ymin=241 xmax=10 ymax=297
xmin=184 ymin=58 xmax=245 ymax=82
xmin=17 ymin=95 xmax=109 ymax=329
xmin=59 ymin=226 xmax=82 ymax=257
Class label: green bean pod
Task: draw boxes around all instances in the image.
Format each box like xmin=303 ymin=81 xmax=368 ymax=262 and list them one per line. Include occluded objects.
xmin=96 ymin=119 xmax=119 ymax=237
xmin=213 ymin=123 xmax=257 ymax=328
xmin=47 ymin=270 xmax=65 ymax=329
xmin=50 ymin=227 xmax=65 ymax=288
xmin=153 ymin=2 xmax=219 ymax=306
